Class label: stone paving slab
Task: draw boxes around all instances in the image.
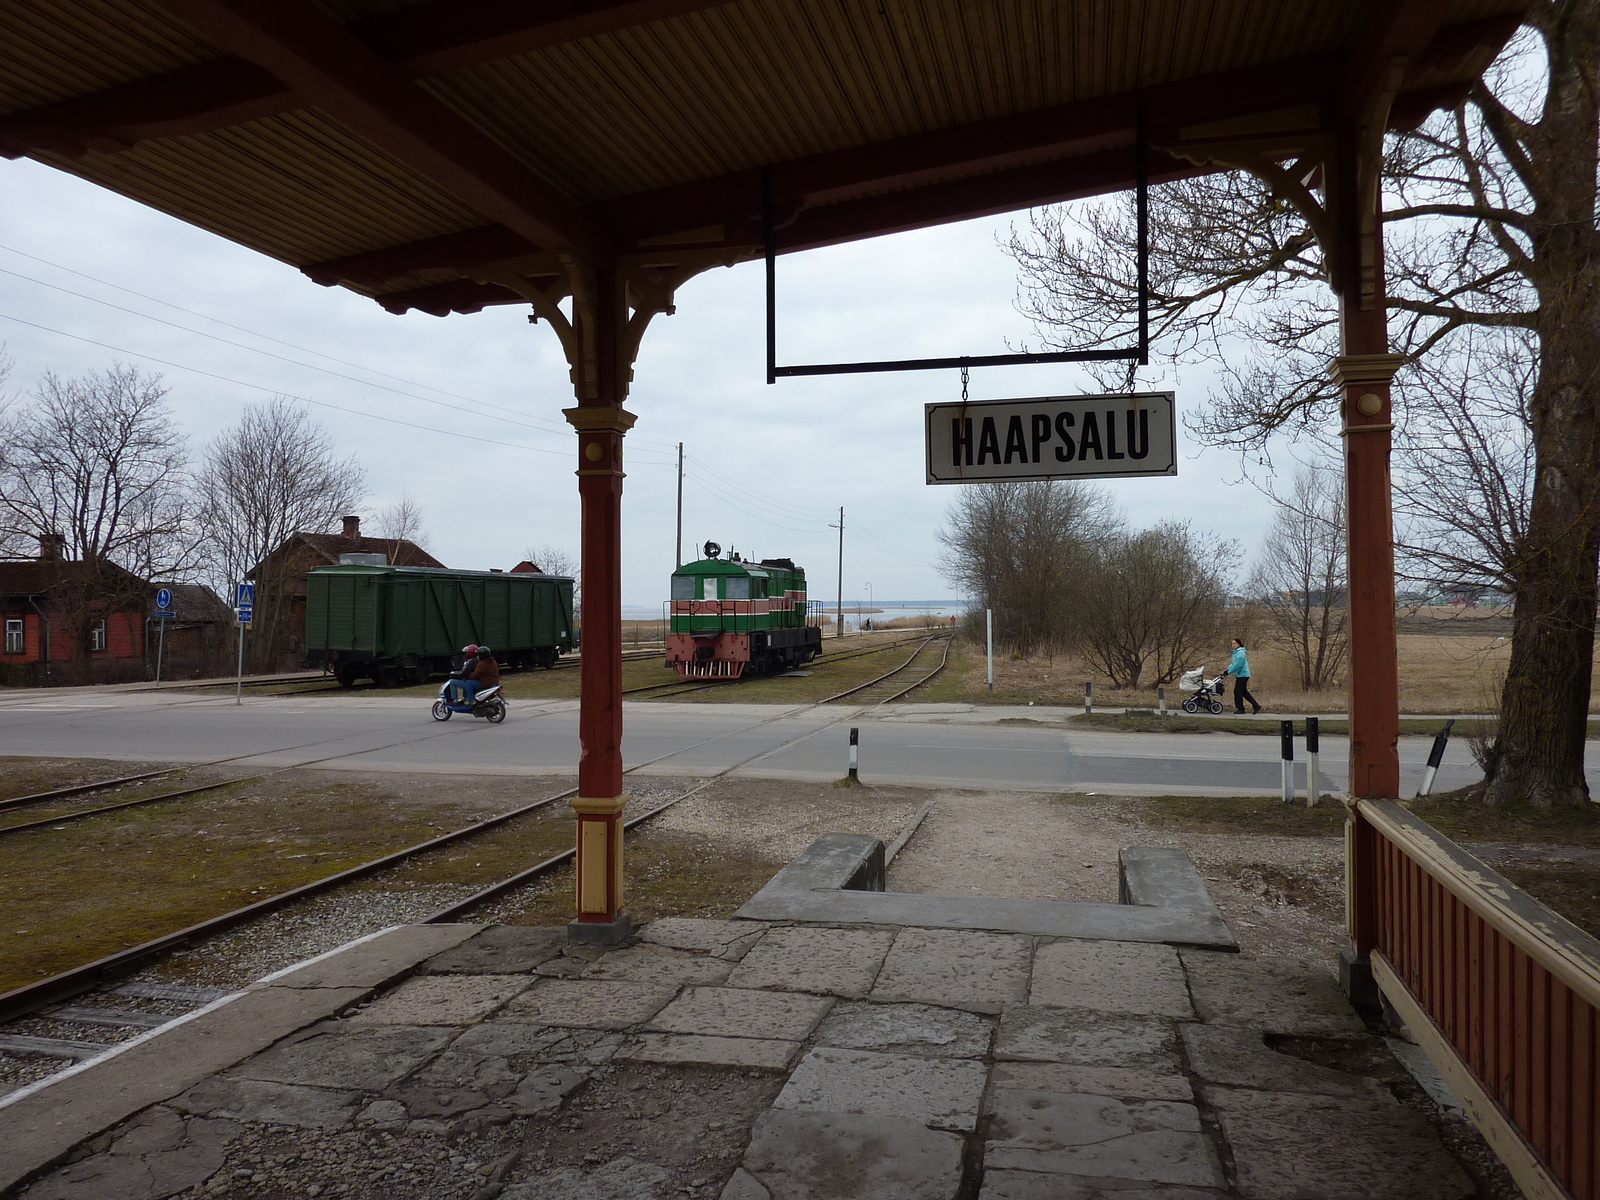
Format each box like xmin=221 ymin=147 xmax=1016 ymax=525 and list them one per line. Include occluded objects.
xmin=503 ymin=979 xmax=675 ymax=1030
xmin=645 ymin=987 xmax=833 ymax=1042
xmin=995 ymin=1007 xmax=1181 ymax=1072
xmin=1030 ymin=940 xmax=1193 ymax=1019
xmin=869 ymin=928 xmax=1032 ymax=1014
xmin=581 ymin=946 xmax=736 ymax=988
xmin=985 ymin=1092 xmax=1222 ymax=1188
xmin=640 ymin=917 xmax=766 ymax=960
xmin=347 ymin=973 xmax=532 ymax=1024
xmin=990 ymin=1062 xmax=1192 ymax=1103
xmin=1202 ymin=1087 xmax=1476 ymax=1199
xmin=1178 ymin=1024 xmax=1393 ymax=1099
xmin=622 ymin=1033 xmax=802 ymax=1070
xmin=1180 ymin=952 xmax=1365 ymax=1035
xmin=230 ymin=1022 xmax=456 ymax=1091
xmin=444 ymin=1021 xmax=625 ymax=1067
xmin=725 ymin=926 xmax=895 ymax=998
xmin=387 ymin=1061 xmax=584 ymax=1120
xmin=774 ymin=1047 xmax=988 ymax=1132
xmin=169 ymin=1076 xmax=362 ymax=1130
xmin=421 ymin=924 xmax=567 ymax=974
xmin=812 ymin=1001 xmax=993 ymax=1059
xmin=723 ymin=1109 xmax=965 ymax=1200
xmin=17 ymin=1108 xmax=241 ymax=1200
xmin=262 ymin=923 xmax=483 ymax=989
xmin=978 ymin=1170 xmax=1229 ymax=1199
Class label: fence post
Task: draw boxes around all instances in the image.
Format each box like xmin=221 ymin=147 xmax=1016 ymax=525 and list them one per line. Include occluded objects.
xmin=1280 ymin=719 xmax=1295 ymax=803
xmin=1305 ymin=717 xmax=1319 ymax=808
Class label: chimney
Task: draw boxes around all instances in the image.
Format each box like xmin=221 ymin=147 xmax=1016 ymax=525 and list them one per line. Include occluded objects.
xmin=37 ymin=532 xmax=66 ymax=562
xmin=342 ymin=515 xmax=361 ymax=539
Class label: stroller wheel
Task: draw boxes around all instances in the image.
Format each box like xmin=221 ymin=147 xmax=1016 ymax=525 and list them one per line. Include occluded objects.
xmin=1181 ymin=697 xmax=1199 ymax=714
xmin=1209 ymin=699 xmax=1224 ymax=715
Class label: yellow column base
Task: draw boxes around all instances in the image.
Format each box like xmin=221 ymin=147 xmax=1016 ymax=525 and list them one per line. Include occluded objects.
xmin=572 ymin=794 xmax=627 ymax=922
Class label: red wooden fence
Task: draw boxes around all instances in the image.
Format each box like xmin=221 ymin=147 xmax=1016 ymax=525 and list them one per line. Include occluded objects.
xmin=1350 ymin=800 xmax=1600 ymax=1200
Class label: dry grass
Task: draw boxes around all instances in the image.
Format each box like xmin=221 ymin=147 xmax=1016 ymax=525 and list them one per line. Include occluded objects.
xmin=936 ymin=630 xmax=1600 ymax=714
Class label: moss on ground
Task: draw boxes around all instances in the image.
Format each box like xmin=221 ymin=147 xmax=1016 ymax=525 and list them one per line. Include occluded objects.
xmin=1128 ymin=794 xmax=1349 ymax=838
xmin=1409 ymin=792 xmax=1600 ymax=848
xmin=1496 ymin=861 xmax=1600 ymax=941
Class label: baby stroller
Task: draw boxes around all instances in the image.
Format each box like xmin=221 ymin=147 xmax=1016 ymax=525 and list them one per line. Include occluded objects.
xmin=1178 ymin=665 xmax=1228 ymax=714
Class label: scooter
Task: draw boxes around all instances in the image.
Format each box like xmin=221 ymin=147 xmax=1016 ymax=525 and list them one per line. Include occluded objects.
xmin=431 ymin=680 xmax=508 ymax=723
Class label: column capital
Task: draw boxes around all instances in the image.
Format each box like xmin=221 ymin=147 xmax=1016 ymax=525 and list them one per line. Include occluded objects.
xmin=563 ymin=406 xmax=638 ymax=435
xmin=571 ymin=793 xmax=628 ymax=816
xmin=1327 ymin=353 xmax=1406 ymax=388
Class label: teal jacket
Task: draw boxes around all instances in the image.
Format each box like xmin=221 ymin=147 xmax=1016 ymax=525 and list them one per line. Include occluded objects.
xmin=1227 ymin=646 xmax=1250 ymax=678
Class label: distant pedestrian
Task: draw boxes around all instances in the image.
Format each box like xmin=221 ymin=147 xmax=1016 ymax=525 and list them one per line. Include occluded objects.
xmin=1223 ymin=638 xmax=1261 ymax=714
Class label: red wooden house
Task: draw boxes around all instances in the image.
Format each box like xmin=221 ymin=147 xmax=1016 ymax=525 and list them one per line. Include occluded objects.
xmin=0 ymin=535 xmax=147 ymax=686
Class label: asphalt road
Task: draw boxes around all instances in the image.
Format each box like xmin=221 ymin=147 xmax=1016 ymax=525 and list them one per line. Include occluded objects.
xmin=0 ymin=689 xmax=1517 ymax=796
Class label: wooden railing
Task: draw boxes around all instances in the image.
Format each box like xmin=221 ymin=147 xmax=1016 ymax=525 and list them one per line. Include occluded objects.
xmin=1349 ymin=800 xmax=1600 ymax=1200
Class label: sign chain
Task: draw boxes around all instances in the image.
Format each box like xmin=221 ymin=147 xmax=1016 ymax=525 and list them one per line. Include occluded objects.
xmin=960 ymin=364 xmax=969 ymax=405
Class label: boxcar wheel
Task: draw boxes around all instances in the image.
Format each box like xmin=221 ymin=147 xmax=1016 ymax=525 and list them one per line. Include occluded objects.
xmin=406 ymin=666 xmax=427 ymax=686
xmin=431 ymin=700 xmax=451 ymax=721
xmin=336 ymin=666 xmax=359 ymax=689
xmin=1181 ymin=697 xmax=1198 ymax=714
xmin=486 ymin=700 xmax=507 ymax=724
xmin=376 ymin=666 xmax=402 ymax=688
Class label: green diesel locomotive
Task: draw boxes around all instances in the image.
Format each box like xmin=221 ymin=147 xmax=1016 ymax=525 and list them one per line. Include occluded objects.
xmin=667 ymin=543 xmax=822 ymax=679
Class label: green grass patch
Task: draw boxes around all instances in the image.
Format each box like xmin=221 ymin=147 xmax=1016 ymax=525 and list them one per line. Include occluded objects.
xmin=1409 ymin=793 xmax=1600 ymax=848
xmin=1131 ymin=793 xmax=1348 ymax=837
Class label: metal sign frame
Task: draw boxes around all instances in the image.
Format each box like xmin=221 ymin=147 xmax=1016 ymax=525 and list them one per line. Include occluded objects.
xmin=924 ymin=391 xmax=1177 ymax=484
xmin=764 ymin=106 xmax=1150 ymax=382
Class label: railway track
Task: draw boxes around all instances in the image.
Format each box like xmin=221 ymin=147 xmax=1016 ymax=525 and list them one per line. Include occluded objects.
xmin=621 ymin=629 xmax=948 ymax=699
xmin=0 ymin=639 xmax=954 ymax=1064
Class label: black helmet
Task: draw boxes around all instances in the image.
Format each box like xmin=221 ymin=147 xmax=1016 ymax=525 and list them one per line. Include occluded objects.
xmin=478 ymin=646 xmax=492 ymax=656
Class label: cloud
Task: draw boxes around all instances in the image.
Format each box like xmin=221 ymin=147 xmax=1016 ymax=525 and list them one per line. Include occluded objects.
xmin=0 ymin=156 xmax=1271 ymax=606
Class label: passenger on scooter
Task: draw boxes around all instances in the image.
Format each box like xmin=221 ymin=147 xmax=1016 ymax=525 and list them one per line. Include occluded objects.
xmin=448 ymin=644 xmax=479 ymax=705
xmin=470 ymin=646 xmax=500 ymax=694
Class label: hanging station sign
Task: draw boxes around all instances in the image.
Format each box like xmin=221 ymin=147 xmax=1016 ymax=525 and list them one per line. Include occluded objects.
xmin=924 ymin=391 xmax=1178 ymax=485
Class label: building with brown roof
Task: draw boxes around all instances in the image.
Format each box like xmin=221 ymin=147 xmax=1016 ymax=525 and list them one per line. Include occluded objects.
xmin=1 ymin=534 xmax=148 ymax=686
xmin=247 ymin=515 xmax=444 ymax=670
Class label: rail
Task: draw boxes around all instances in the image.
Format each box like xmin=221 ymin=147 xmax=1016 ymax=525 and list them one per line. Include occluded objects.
xmin=1350 ymin=799 xmax=1600 ymax=1200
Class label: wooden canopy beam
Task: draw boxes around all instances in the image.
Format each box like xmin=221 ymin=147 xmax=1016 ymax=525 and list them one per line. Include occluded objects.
xmin=156 ymin=0 xmax=612 ymax=259
xmin=0 ymin=0 xmax=729 ymax=160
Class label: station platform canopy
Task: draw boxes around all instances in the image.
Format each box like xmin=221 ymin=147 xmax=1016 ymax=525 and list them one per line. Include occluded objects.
xmin=0 ymin=0 xmax=1523 ymax=319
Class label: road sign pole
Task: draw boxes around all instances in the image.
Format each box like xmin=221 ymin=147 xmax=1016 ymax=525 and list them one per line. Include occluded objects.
xmin=236 ymin=621 xmax=245 ymax=705
xmin=155 ymin=617 xmax=167 ymax=686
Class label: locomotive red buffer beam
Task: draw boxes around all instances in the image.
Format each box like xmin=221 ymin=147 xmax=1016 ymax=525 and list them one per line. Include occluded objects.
xmin=666 ymin=632 xmax=749 ymax=679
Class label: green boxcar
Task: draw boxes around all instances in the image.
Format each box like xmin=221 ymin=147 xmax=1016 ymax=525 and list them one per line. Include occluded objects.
xmin=305 ymin=565 xmax=575 ymax=687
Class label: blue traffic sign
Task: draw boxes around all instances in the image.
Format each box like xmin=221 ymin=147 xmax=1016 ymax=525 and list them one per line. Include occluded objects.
xmin=154 ymin=609 xmax=176 ymax=620
xmin=235 ymin=582 xmax=255 ymax=608
xmin=155 ymin=587 xmax=172 ymax=611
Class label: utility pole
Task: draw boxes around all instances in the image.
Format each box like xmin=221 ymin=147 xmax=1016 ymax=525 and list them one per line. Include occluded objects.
xmin=829 ymin=507 xmax=844 ymax=638
xmin=675 ymin=442 xmax=684 ymax=568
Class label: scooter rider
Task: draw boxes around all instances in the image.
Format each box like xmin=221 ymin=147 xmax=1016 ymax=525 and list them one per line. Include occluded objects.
xmin=470 ymin=646 xmax=501 ymax=694
xmin=449 ymin=644 xmax=480 ymax=705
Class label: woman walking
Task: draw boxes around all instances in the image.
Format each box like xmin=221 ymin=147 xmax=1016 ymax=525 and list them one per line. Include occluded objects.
xmin=1224 ymin=638 xmax=1261 ymax=715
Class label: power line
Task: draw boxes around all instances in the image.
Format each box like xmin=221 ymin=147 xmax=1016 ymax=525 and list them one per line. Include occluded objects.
xmin=0 ymin=241 xmax=588 ymax=436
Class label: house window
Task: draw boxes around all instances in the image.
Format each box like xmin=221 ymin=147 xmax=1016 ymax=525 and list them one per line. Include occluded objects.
xmin=91 ymin=620 xmax=107 ymax=651
xmin=3 ymin=619 xmax=21 ymax=654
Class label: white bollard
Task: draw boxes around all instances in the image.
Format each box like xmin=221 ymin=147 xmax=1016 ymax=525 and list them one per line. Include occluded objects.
xmin=1280 ymin=720 xmax=1295 ymax=803
xmin=1305 ymin=717 xmax=1320 ymax=808
xmin=848 ymin=727 xmax=859 ymax=782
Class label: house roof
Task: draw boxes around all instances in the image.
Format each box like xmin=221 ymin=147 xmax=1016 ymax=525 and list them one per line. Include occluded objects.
xmin=0 ymin=1 xmax=1526 ymax=319
xmin=0 ymin=557 xmax=147 ymax=601
xmin=151 ymin=582 xmax=233 ymax=622
xmin=282 ymin=532 xmax=444 ymax=570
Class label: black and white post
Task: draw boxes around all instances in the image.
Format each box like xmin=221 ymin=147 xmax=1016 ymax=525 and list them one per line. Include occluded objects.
xmin=1305 ymin=717 xmax=1320 ymax=809
xmin=1085 ymin=681 xmax=1093 ymax=715
xmin=848 ymin=727 xmax=860 ymax=782
xmin=1158 ymin=685 xmax=1166 ymax=717
xmin=1280 ymin=720 xmax=1295 ymax=803
xmin=985 ymin=608 xmax=993 ymax=691
xmin=1417 ymin=719 xmax=1455 ymax=798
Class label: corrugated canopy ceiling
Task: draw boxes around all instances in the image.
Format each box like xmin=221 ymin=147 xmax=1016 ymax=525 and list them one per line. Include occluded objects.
xmin=0 ymin=0 xmax=1525 ymax=317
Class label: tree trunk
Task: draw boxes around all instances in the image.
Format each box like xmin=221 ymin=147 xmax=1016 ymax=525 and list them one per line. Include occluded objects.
xmin=1484 ymin=0 xmax=1600 ymax=807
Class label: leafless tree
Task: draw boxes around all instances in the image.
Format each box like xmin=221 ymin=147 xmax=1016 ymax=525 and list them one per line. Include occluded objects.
xmin=1005 ymin=10 xmax=1599 ymax=806
xmin=1248 ymin=467 xmax=1348 ymax=691
xmin=197 ymin=398 xmax=364 ymax=670
xmin=525 ymin=543 xmax=580 ymax=605
xmin=0 ymin=364 xmax=199 ymax=652
xmin=937 ymin=480 xmax=1121 ymax=655
xmin=1078 ymin=521 xmax=1232 ymax=688
xmin=375 ymin=491 xmax=428 ymax=561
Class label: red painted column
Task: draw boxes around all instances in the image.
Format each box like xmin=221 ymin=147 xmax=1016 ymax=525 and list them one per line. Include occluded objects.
xmin=563 ymin=264 xmax=636 ymax=942
xmin=1328 ymin=130 xmax=1402 ymax=802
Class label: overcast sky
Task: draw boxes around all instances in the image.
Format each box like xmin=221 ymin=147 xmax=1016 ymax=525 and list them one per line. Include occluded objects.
xmin=0 ymin=155 xmax=1272 ymax=608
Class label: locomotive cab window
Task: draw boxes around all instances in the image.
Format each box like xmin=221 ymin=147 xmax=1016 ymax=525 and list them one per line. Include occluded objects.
xmin=671 ymin=575 xmax=695 ymax=600
xmin=702 ymin=577 xmax=718 ymax=601
xmin=725 ymin=577 xmax=750 ymax=600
